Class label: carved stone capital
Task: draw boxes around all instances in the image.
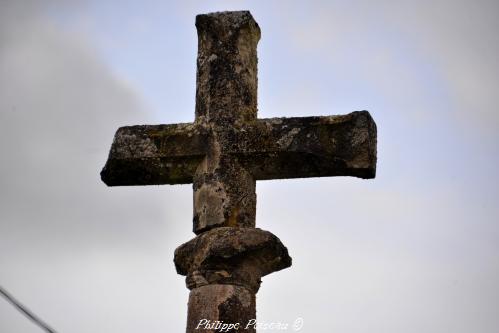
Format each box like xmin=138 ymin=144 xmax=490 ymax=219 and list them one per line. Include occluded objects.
xmin=174 ymin=227 xmax=292 ymax=293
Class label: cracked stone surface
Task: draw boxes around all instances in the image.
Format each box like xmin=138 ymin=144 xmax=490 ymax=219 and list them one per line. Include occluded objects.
xmin=100 ymin=10 xmax=377 ymax=333
xmin=187 ymin=285 xmax=256 ymax=333
xmin=174 ymin=227 xmax=292 ymax=293
xmin=100 ymin=11 xmax=377 ymax=234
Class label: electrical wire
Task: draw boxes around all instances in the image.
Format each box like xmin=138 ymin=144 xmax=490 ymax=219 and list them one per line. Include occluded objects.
xmin=0 ymin=285 xmax=58 ymax=333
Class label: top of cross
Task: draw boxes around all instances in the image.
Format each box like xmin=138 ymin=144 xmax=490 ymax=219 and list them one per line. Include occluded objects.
xmin=101 ymin=11 xmax=377 ymax=234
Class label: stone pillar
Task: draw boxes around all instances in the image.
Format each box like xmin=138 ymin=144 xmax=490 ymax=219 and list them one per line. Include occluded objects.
xmin=174 ymin=227 xmax=291 ymax=332
xmin=175 ymin=11 xmax=292 ymax=333
xmin=186 ymin=285 xmax=256 ymax=333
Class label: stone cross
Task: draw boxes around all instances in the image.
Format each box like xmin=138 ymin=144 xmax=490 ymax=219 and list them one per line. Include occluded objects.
xmin=101 ymin=11 xmax=376 ymax=333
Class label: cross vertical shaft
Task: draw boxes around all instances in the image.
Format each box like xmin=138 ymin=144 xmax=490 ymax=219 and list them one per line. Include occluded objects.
xmin=192 ymin=12 xmax=260 ymax=234
xmin=183 ymin=12 xmax=264 ymax=331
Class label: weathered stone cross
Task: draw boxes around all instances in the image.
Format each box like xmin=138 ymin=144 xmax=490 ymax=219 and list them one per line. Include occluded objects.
xmin=101 ymin=11 xmax=376 ymax=333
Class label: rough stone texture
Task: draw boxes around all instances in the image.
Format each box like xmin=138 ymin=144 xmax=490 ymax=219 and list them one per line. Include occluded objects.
xmin=101 ymin=112 xmax=376 ymax=185
xmin=174 ymin=227 xmax=292 ymax=293
xmin=192 ymin=11 xmax=260 ymax=233
xmin=100 ymin=10 xmax=377 ymax=234
xmin=100 ymin=10 xmax=378 ymax=333
xmin=186 ymin=285 xmax=256 ymax=333
xmin=195 ymin=11 xmax=260 ymax=124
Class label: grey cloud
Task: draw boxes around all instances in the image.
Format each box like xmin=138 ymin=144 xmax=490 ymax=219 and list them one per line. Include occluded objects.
xmin=1 ymin=1 xmax=190 ymax=332
xmin=384 ymin=0 xmax=499 ymax=133
xmin=279 ymin=0 xmax=499 ymax=134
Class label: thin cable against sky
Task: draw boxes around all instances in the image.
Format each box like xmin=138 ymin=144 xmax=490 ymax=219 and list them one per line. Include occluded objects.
xmin=0 ymin=285 xmax=58 ymax=333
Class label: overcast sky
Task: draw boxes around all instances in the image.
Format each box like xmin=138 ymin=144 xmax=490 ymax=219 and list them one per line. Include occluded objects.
xmin=1 ymin=1 xmax=498 ymax=332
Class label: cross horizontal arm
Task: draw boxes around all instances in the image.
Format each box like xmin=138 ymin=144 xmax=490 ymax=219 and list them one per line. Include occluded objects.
xmin=234 ymin=110 xmax=377 ymax=180
xmin=101 ymin=111 xmax=376 ymax=186
xmin=101 ymin=122 xmax=207 ymax=186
